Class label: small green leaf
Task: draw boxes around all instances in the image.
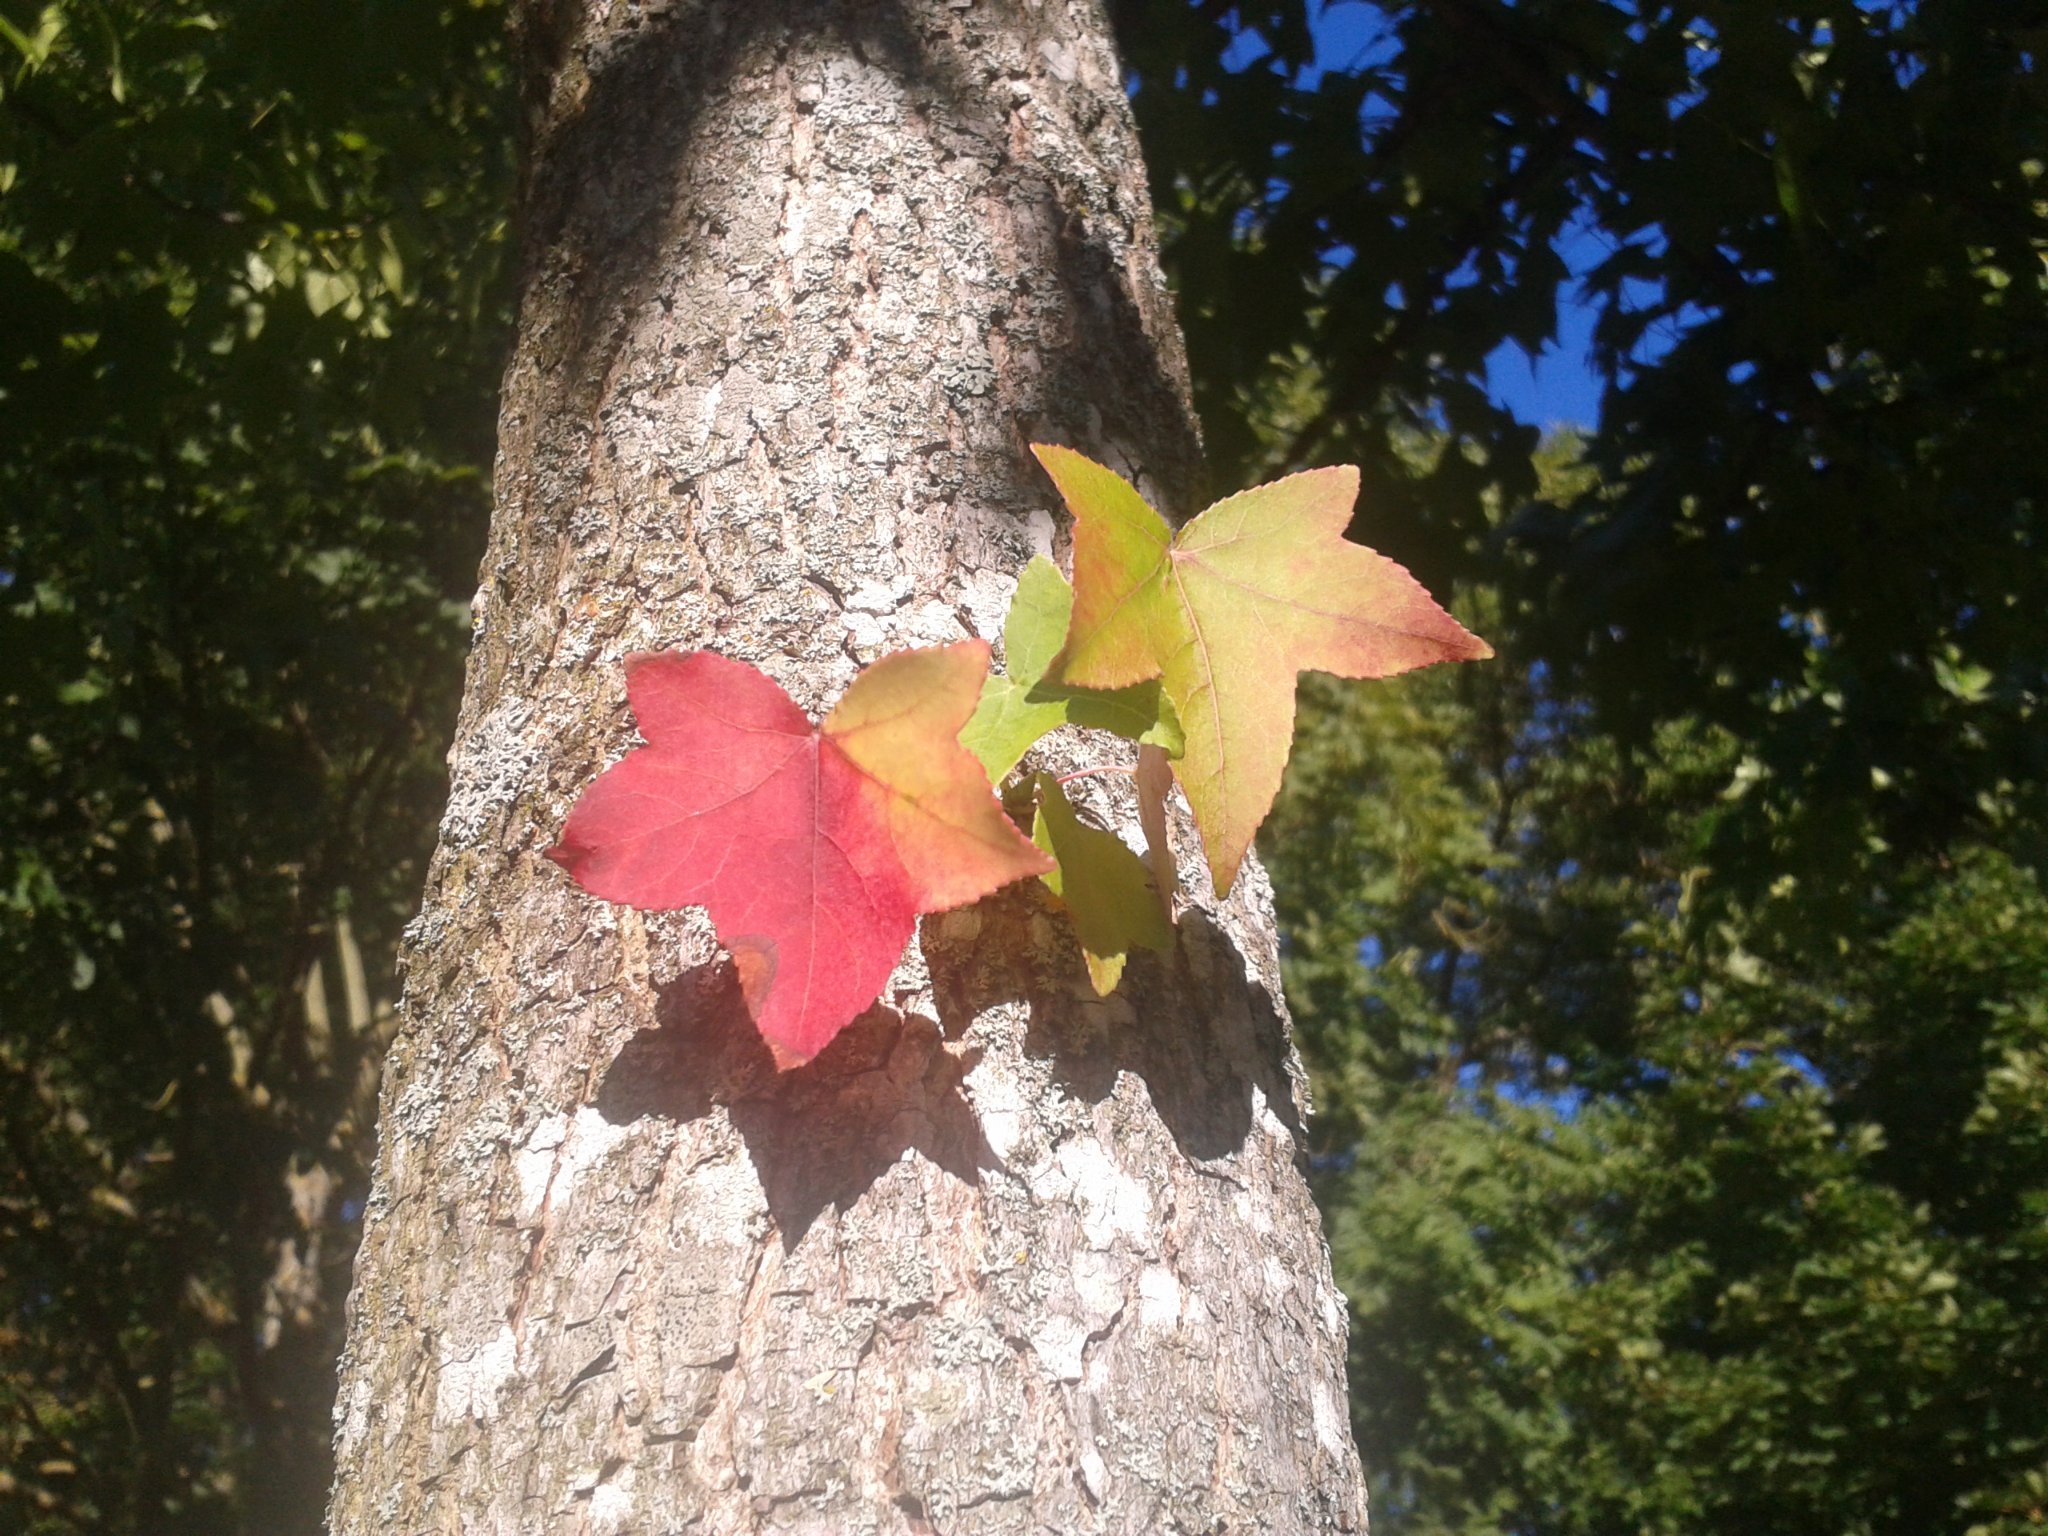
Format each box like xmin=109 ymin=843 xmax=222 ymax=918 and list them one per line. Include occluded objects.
xmin=1031 ymin=774 xmax=1173 ymax=995
xmin=960 ymin=677 xmax=1066 ymax=788
xmin=999 ymin=553 xmax=1072 ymax=682
xmin=0 ymin=6 xmax=66 ymax=69
xmin=304 ymin=268 xmax=352 ymax=318
xmin=1933 ymin=650 xmax=1994 ymax=703
xmin=960 ymin=556 xmax=1183 ymax=784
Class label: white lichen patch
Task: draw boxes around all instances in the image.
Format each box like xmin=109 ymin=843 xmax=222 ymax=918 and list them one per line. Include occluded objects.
xmin=1250 ymin=1081 xmax=1294 ymax=1145
xmin=1078 ymin=1443 xmax=1110 ymax=1502
xmin=391 ymin=1073 xmax=448 ymax=1148
xmin=1037 ymin=38 xmax=1080 ymax=83
xmin=896 ymin=596 xmax=971 ymax=650
xmin=1311 ymin=1380 xmax=1348 ymax=1457
xmin=1069 ymin=1247 xmax=1123 ymax=1330
xmin=1233 ymin=1185 xmax=1277 ymax=1238
xmin=1026 ymin=1313 xmax=1088 ymax=1382
xmin=1137 ymin=1264 xmax=1183 ymax=1331
xmin=922 ymin=1311 xmax=1009 ymax=1373
xmin=846 ymin=574 xmax=910 ymax=614
xmin=1116 ymin=820 xmax=1149 ymax=859
xmin=964 ymin=1057 xmax=1029 ymax=1163
xmin=672 ymin=1147 xmax=767 ymax=1249
xmin=841 ymin=608 xmax=890 ymax=657
xmin=334 ymin=1372 xmax=375 ymax=1456
xmin=1046 ymin=1136 xmax=1152 ymax=1249
xmin=440 ymin=694 xmax=542 ymax=848
xmin=514 ymin=1113 xmax=569 ymax=1225
xmin=958 ymin=566 xmax=1018 ymax=642
xmin=1024 ymin=506 xmax=1057 ymax=561
xmin=587 ymin=1467 xmax=639 ymax=1535
xmin=1319 ymin=1279 xmax=1349 ymax=1339
xmin=513 ymin=1107 xmax=632 ymax=1226
xmin=434 ymin=1323 xmax=519 ymax=1425
xmin=559 ymin=1107 xmax=631 ymax=1199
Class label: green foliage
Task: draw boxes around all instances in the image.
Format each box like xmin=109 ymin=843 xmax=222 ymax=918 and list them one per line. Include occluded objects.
xmin=0 ymin=1 xmax=510 ymax=1528
xmin=1265 ymin=549 xmax=2048 ymax=1536
xmin=1121 ymin=16 xmax=2048 ymax=1518
xmin=1120 ymin=0 xmax=2048 ymax=891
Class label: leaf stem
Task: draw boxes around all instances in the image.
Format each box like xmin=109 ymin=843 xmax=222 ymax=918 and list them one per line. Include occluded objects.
xmin=1056 ymin=765 xmax=1137 ymax=786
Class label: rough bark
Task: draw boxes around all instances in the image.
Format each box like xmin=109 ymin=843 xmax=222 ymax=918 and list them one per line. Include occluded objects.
xmin=328 ymin=2 xmax=1369 ymax=1531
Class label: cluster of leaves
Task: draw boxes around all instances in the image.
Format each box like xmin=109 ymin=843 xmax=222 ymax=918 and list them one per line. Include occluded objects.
xmin=0 ymin=1 xmax=511 ymax=1530
xmin=548 ymin=446 xmax=1489 ymax=1065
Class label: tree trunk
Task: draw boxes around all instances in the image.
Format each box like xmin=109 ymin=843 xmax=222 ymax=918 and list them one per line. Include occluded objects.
xmin=328 ymin=3 xmax=1368 ymax=1531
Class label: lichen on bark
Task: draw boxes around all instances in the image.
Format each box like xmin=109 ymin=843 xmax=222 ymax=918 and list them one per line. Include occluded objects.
xmin=328 ymin=3 xmax=1369 ymax=1531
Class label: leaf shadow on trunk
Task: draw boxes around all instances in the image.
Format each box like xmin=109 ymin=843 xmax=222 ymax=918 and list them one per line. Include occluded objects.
xmin=925 ymin=889 xmax=1307 ymax=1167
xmin=590 ymin=883 xmax=1303 ymax=1252
xmin=594 ymin=957 xmax=998 ymax=1252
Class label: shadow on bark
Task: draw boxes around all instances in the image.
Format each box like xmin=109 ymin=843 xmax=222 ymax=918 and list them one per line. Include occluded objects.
xmin=926 ymin=889 xmax=1305 ymax=1161
xmin=595 ymin=959 xmax=996 ymax=1250
xmin=595 ymin=885 xmax=1302 ymax=1249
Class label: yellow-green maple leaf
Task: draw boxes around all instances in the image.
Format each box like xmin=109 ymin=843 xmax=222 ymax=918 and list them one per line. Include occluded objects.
xmin=1034 ymin=444 xmax=1492 ymax=892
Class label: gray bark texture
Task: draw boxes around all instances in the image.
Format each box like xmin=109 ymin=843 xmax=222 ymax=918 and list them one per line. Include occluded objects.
xmin=328 ymin=2 xmax=1370 ymax=1531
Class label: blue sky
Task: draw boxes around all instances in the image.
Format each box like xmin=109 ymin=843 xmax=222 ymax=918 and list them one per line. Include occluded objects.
xmin=1483 ymin=285 xmax=1607 ymax=432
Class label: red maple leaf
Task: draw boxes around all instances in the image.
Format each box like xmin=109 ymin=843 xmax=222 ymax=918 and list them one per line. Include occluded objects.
xmin=547 ymin=642 xmax=1051 ymax=1066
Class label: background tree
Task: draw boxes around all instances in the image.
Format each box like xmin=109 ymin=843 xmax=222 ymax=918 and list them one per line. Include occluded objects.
xmin=0 ymin=1 xmax=509 ymax=1528
xmin=1266 ymin=578 xmax=2048 ymax=1536
xmin=326 ymin=3 xmax=1365 ymax=1531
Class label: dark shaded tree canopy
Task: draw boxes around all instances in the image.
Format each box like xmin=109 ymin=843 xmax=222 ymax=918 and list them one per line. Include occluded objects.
xmin=1118 ymin=0 xmax=2048 ymax=892
xmin=1 ymin=1 xmax=510 ymax=1526
xmin=1109 ymin=6 xmax=2048 ymax=1532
